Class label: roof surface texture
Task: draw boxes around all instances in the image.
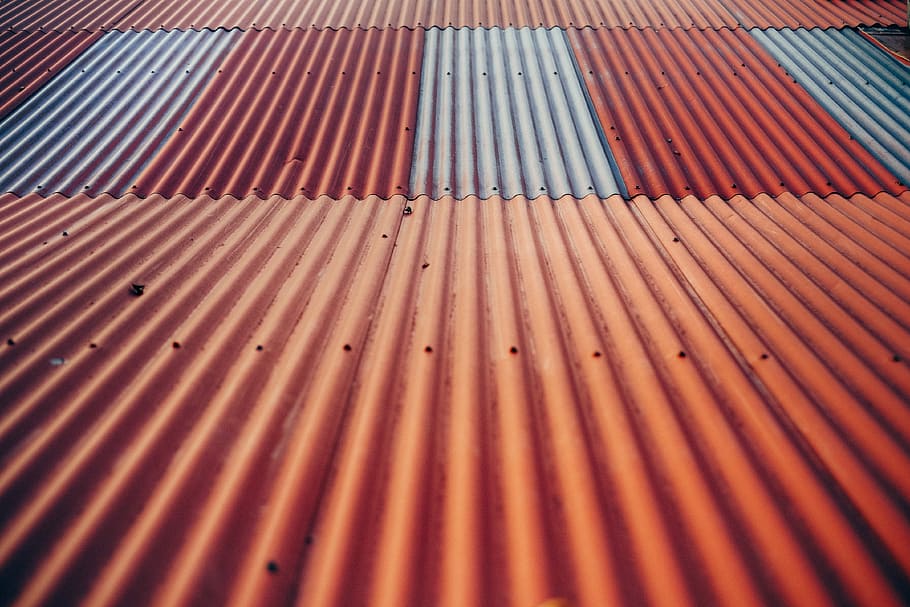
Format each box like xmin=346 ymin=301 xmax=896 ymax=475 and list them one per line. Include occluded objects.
xmin=1 ymin=0 xmax=909 ymax=606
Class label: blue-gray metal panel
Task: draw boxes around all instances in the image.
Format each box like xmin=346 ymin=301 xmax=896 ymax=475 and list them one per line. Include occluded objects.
xmin=751 ymin=27 xmax=910 ymax=187
xmin=410 ymin=27 xmax=623 ymax=200
xmin=0 ymin=29 xmax=239 ymax=198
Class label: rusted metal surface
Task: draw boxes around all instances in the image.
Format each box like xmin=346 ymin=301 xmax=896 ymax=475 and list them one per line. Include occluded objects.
xmin=131 ymin=28 xmax=424 ymax=200
xmin=0 ymin=0 xmax=140 ymax=31
xmin=1 ymin=190 xmax=908 ymax=606
xmin=569 ymin=26 xmax=906 ymax=200
xmin=118 ymin=0 xmax=739 ymax=30
xmin=0 ymin=30 xmax=101 ymax=121
xmin=721 ymin=0 xmax=908 ymax=28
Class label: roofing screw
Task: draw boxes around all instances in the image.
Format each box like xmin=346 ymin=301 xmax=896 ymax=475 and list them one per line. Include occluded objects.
xmin=593 ymin=351 xmax=602 ymax=358
xmin=267 ymin=561 xmax=279 ymax=574
xmin=510 ymin=346 xmax=519 ymax=354
xmin=422 ymin=262 xmax=430 ymax=269
xmin=425 ymin=346 xmax=433 ymax=353
xmin=90 ymin=343 xmax=98 ymax=349
xmin=130 ymin=283 xmax=145 ymax=296
xmin=678 ymin=351 xmax=686 ymax=358
xmin=172 ymin=341 xmax=181 ymax=349
xmin=672 ymin=237 xmax=679 ymax=242
xmin=382 ymin=233 xmax=388 ymax=238
xmin=403 ymin=206 xmax=413 ymax=215
xmin=256 ymin=345 xmax=263 ymax=351
xmin=62 ymin=231 xmax=68 ymax=236
xmin=894 ymin=354 xmax=902 ymax=362
xmin=343 ymin=344 xmax=352 ymax=351
xmin=760 ymin=353 xmax=769 ymax=360
xmin=6 ymin=338 xmax=14 ymax=346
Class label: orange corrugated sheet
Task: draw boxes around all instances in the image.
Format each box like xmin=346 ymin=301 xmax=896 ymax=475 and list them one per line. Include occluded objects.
xmin=569 ymin=27 xmax=906 ymax=200
xmin=721 ymin=0 xmax=908 ymax=28
xmin=118 ymin=0 xmax=739 ymax=30
xmin=1 ymin=191 xmax=908 ymax=606
xmin=131 ymin=28 xmax=423 ymax=200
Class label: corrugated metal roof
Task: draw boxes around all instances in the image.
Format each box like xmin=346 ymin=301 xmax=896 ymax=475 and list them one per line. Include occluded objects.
xmin=410 ymin=27 xmax=623 ymax=200
xmin=0 ymin=0 xmax=140 ymax=32
xmin=0 ymin=29 xmax=239 ymax=197
xmin=1 ymin=190 xmax=908 ymax=606
xmin=0 ymin=30 xmax=101 ymax=121
xmin=569 ymin=26 xmax=906 ymax=200
xmin=750 ymin=27 xmax=910 ymax=188
xmin=118 ymin=0 xmax=739 ymax=30
xmin=720 ymin=0 xmax=908 ymax=29
xmin=131 ymin=28 xmax=424 ymax=200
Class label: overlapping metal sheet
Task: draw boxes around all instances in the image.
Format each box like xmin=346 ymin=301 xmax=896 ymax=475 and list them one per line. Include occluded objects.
xmin=1 ymin=190 xmax=909 ymax=606
xmin=569 ymin=26 xmax=905 ymax=200
xmin=0 ymin=29 xmax=239 ymax=198
xmin=0 ymin=0 xmax=140 ymax=32
xmin=751 ymin=27 xmax=910 ymax=189
xmin=118 ymin=0 xmax=739 ymax=30
xmin=410 ymin=27 xmax=623 ymax=200
xmin=131 ymin=28 xmax=424 ymax=200
xmin=0 ymin=30 xmax=101 ymax=121
xmin=720 ymin=0 xmax=908 ymax=29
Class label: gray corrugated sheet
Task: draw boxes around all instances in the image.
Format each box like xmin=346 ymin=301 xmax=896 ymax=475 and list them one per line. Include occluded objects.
xmin=0 ymin=29 xmax=238 ymax=198
xmin=410 ymin=27 xmax=623 ymax=200
xmin=750 ymin=27 xmax=910 ymax=187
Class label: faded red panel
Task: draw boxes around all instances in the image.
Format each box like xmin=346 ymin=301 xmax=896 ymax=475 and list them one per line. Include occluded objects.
xmin=722 ymin=0 xmax=907 ymax=28
xmin=132 ymin=29 xmax=423 ymax=200
xmin=1 ymin=191 xmax=909 ymax=606
xmin=0 ymin=30 xmax=100 ymax=120
xmin=0 ymin=0 xmax=139 ymax=31
xmin=570 ymin=27 xmax=904 ymax=200
xmin=119 ymin=0 xmax=738 ymax=30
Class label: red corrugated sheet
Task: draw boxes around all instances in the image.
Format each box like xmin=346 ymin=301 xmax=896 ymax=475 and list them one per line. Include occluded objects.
xmin=569 ymin=26 xmax=906 ymax=200
xmin=1 ymin=191 xmax=908 ymax=606
xmin=721 ymin=0 xmax=908 ymax=28
xmin=118 ymin=0 xmax=739 ymax=30
xmin=131 ymin=28 xmax=423 ymax=200
xmin=0 ymin=0 xmax=139 ymax=31
xmin=0 ymin=30 xmax=101 ymax=120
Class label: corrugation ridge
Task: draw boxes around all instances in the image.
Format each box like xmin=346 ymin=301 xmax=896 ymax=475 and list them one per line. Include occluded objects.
xmin=131 ymin=28 xmax=423 ymax=200
xmin=569 ymin=27 xmax=904 ymax=201
xmin=0 ymin=195 xmax=408 ymax=605
xmin=0 ymin=29 xmax=239 ymax=198
xmin=750 ymin=27 xmax=910 ymax=190
xmin=719 ymin=0 xmax=907 ymax=29
xmin=0 ymin=30 xmax=101 ymax=121
xmin=0 ymin=0 xmax=143 ymax=32
xmin=630 ymin=194 xmax=910 ymax=604
xmin=409 ymin=27 xmax=621 ymax=200
xmin=108 ymin=0 xmax=739 ymax=30
xmin=655 ymin=196 xmax=910 ymax=581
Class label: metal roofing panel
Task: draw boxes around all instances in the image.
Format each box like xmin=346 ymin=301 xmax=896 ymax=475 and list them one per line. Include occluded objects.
xmin=0 ymin=30 xmax=101 ymax=121
xmin=0 ymin=29 xmax=239 ymax=198
xmin=410 ymin=27 xmax=623 ymax=200
xmin=751 ymin=27 xmax=910 ymax=189
xmin=1 ymin=190 xmax=909 ymax=605
xmin=569 ymin=27 xmax=905 ymax=200
xmin=131 ymin=28 xmax=424 ymax=200
xmin=720 ymin=0 xmax=908 ymax=29
xmin=0 ymin=0 xmax=141 ymax=32
xmin=119 ymin=0 xmax=739 ymax=30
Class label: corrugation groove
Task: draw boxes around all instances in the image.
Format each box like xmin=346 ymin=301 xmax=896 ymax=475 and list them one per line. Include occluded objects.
xmin=0 ymin=29 xmax=239 ymax=198
xmin=410 ymin=27 xmax=622 ymax=200
xmin=116 ymin=0 xmax=738 ymax=30
xmin=720 ymin=0 xmax=907 ymax=29
xmin=131 ymin=28 xmax=424 ymax=200
xmin=0 ymin=30 xmax=101 ymax=121
xmin=750 ymin=27 xmax=910 ymax=189
xmin=0 ymin=0 xmax=142 ymax=32
xmin=569 ymin=27 xmax=905 ymax=200
xmin=1 ymin=192 xmax=909 ymax=606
